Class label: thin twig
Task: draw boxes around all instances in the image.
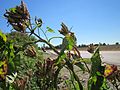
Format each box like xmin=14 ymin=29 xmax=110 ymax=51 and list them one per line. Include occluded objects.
xmin=40 ymin=28 xmax=49 ymax=41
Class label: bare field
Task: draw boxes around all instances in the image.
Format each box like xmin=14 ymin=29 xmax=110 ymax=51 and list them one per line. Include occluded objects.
xmin=80 ymin=51 xmax=120 ymax=66
xmin=45 ymin=50 xmax=120 ymax=66
xmin=78 ymin=45 xmax=120 ymax=51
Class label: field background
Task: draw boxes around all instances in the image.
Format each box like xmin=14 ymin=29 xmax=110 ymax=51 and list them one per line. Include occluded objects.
xmin=78 ymin=45 xmax=120 ymax=51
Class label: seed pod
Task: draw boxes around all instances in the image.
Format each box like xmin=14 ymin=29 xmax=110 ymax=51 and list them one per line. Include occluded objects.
xmin=20 ymin=1 xmax=30 ymax=19
xmin=5 ymin=16 xmax=15 ymax=23
xmin=24 ymin=46 xmax=36 ymax=57
xmin=59 ymin=23 xmax=69 ymax=36
xmin=87 ymin=44 xmax=94 ymax=53
xmin=18 ymin=23 xmax=27 ymax=33
xmin=14 ymin=77 xmax=27 ymax=90
xmin=4 ymin=1 xmax=30 ymax=33
xmin=12 ymin=24 xmax=21 ymax=31
xmin=35 ymin=17 xmax=42 ymax=27
xmin=16 ymin=6 xmax=24 ymax=14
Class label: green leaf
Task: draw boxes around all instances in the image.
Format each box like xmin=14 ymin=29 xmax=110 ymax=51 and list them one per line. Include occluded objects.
xmin=74 ymin=82 xmax=79 ymax=90
xmin=92 ymin=76 xmax=97 ymax=84
xmin=62 ymin=33 xmax=76 ymax=50
xmin=74 ymin=61 xmax=85 ymax=71
xmin=46 ymin=27 xmax=55 ymax=33
xmin=0 ymin=60 xmax=6 ymax=67
xmin=65 ymin=34 xmax=76 ymax=50
xmin=90 ymin=46 xmax=101 ymax=76
xmin=55 ymin=53 xmax=66 ymax=64
xmin=7 ymin=41 xmax=15 ymax=71
xmin=9 ymin=42 xmax=14 ymax=50
xmin=68 ymin=63 xmax=83 ymax=90
xmin=9 ymin=7 xmax=16 ymax=13
xmin=96 ymin=71 xmax=101 ymax=76
xmin=88 ymin=76 xmax=97 ymax=90
xmin=88 ymin=46 xmax=107 ymax=90
xmin=0 ymin=30 xmax=7 ymax=42
xmin=101 ymin=78 xmax=108 ymax=90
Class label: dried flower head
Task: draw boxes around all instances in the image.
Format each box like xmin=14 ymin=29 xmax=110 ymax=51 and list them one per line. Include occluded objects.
xmin=87 ymin=44 xmax=94 ymax=53
xmin=4 ymin=1 xmax=30 ymax=32
xmin=59 ymin=23 xmax=69 ymax=36
xmin=24 ymin=45 xmax=36 ymax=57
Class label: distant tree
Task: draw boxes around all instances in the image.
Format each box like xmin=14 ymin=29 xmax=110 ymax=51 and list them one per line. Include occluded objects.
xmin=6 ymin=32 xmax=41 ymax=53
xmin=115 ymin=42 xmax=119 ymax=45
xmin=94 ymin=44 xmax=99 ymax=46
xmin=78 ymin=45 xmax=81 ymax=48
xmin=6 ymin=31 xmax=37 ymax=46
xmin=55 ymin=44 xmax=62 ymax=49
xmin=81 ymin=44 xmax=87 ymax=47
xmin=38 ymin=47 xmax=41 ymax=50
xmin=103 ymin=43 xmax=106 ymax=46
xmin=99 ymin=42 xmax=103 ymax=46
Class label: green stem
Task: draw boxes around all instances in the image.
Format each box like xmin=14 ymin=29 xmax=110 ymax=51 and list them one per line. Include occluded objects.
xmin=38 ymin=28 xmax=40 ymax=36
xmin=54 ymin=64 xmax=63 ymax=90
xmin=67 ymin=67 xmax=77 ymax=90
xmin=48 ymin=37 xmax=63 ymax=42
xmin=66 ymin=60 xmax=83 ymax=90
xmin=27 ymin=19 xmax=60 ymax=55
xmin=40 ymin=28 xmax=49 ymax=41
xmin=82 ymin=58 xmax=90 ymax=73
xmin=33 ymin=32 xmax=60 ymax=55
xmin=74 ymin=46 xmax=90 ymax=73
xmin=14 ymin=39 xmax=41 ymax=54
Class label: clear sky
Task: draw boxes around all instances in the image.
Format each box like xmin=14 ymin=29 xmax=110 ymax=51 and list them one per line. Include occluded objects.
xmin=0 ymin=0 xmax=120 ymax=46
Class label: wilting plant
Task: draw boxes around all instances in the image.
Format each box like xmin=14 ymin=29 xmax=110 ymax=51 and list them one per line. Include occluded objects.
xmin=0 ymin=1 xmax=120 ymax=90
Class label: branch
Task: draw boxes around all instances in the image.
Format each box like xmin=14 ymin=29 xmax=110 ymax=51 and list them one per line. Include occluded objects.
xmin=33 ymin=32 xmax=60 ymax=55
xmin=14 ymin=40 xmax=42 ymax=54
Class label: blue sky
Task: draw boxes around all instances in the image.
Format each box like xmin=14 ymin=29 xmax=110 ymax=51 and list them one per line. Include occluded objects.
xmin=0 ymin=0 xmax=120 ymax=45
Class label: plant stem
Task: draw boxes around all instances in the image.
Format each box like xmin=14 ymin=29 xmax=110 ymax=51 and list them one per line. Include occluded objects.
xmin=68 ymin=67 xmax=77 ymax=90
xmin=38 ymin=28 xmax=40 ymax=36
xmin=54 ymin=64 xmax=63 ymax=90
xmin=27 ymin=19 xmax=60 ymax=55
xmin=40 ymin=28 xmax=49 ymax=41
xmin=74 ymin=46 xmax=90 ymax=73
xmin=66 ymin=60 xmax=83 ymax=90
xmin=33 ymin=32 xmax=60 ymax=55
xmin=48 ymin=37 xmax=63 ymax=42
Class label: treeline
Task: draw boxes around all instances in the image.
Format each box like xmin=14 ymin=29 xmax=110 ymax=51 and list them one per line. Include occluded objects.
xmin=41 ymin=42 xmax=120 ymax=49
